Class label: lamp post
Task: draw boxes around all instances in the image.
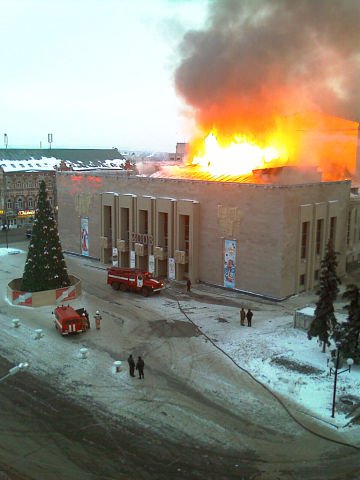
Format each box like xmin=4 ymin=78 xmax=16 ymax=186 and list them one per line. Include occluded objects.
xmin=0 ymin=362 xmax=29 ymax=384
xmin=328 ymin=345 xmax=353 ymax=418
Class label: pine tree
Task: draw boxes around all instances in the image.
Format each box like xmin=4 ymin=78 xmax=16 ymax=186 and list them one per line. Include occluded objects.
xmin=21 ymin=180 xmax=71 ymax=292
xmin=335 ymin=284 xmax=360 ymax=364
xmin=308 ymin=239 xmax=340 ymax=352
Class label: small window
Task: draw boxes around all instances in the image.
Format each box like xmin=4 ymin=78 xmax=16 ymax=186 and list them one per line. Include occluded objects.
xmin=314 ymin=270 xmax=319 ymax=281
xmin=300 ymin=274 xmax=305 ymax=286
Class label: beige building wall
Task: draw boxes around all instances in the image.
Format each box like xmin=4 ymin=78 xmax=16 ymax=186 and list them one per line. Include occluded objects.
xmin=57 ymin=172 xmax=351 ymax=300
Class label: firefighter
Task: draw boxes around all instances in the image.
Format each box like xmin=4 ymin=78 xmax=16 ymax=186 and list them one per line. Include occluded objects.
xmin=94 ymin=310 xmax=102 ymax=330
xmin=240 ymin=307 xmax=246 ymax=326
xmin=81 ymin=313 xmax=88 ymax=330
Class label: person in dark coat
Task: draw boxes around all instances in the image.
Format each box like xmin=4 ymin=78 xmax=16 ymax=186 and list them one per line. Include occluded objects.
xmin=240 ymin=307 xmax=246 ymax=326
xmin=246 ymin=308 xmax=253 ymax=327
xmin=186 ymin=279 xmax=191 ymax=292
xmin=136 ymin=356 xmax=145 ymax=379
xmin=128 ymin=354 xmax=135 ymax=377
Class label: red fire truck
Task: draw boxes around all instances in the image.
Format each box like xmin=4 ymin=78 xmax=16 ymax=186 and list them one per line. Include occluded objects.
xmin=107 ymin=267 xmax=164 ymax=296
xmin=54 ymin=305 xmax=89 ymax=335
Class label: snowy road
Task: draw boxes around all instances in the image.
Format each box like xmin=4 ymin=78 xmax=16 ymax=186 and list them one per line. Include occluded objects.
xmin=0 ymin=245 xmax=359 ymax=479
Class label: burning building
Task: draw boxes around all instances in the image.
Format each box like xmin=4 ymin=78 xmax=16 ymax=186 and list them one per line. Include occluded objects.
xmin=56 ymin=155 xmax=360 ymax=300
xmin=57 ymin=0 xmax=360 ymax=300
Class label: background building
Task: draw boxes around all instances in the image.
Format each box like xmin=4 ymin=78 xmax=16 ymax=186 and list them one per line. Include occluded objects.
xmin=0 ymin=148 xmax=125 ymax=228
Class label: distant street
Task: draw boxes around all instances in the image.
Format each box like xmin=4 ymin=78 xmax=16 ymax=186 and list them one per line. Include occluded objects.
xmin=0 ymin=240 xmax=359 ymax=480
xmin=0 ymin=227 xmax=30 ymax=248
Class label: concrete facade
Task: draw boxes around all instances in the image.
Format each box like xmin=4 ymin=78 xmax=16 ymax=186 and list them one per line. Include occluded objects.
xmin=56 ymin=171 xmax=353 ymax=300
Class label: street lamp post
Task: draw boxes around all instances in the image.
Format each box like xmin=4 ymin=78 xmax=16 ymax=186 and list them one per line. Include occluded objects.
xmin=0 ymin=362 xmax=29 ymax=384
xmin=328 ymin=345 xmax=353 ymax=418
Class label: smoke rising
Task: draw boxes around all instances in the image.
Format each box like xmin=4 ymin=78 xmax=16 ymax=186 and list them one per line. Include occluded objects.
xmin=175 ymin=0 xmax=360 ymax=135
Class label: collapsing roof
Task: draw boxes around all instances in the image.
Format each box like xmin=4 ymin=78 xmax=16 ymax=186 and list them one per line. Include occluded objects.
xmin=150 ymin=164 xmax=323 ymax=185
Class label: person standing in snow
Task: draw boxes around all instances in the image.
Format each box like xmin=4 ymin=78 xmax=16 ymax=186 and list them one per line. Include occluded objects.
xmin=136 ymin=356 xmax=145 ymax=379
xmin=128 ymin=354 xmax=135 ymax=377
xmin=240 ymin=307 xmax=246 ymax=326
xmin=246 ymin=308 xmax=253 ymax=327
xmin=186 ymin=279 xmax=191 ymax=292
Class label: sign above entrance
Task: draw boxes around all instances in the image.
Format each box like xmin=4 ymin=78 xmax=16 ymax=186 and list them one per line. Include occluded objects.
xmin=130 ymin=232 xmax=153 ymax=246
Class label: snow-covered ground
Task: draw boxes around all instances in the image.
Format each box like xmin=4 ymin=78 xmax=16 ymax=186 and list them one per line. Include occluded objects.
xmin=1 ymin=247 xmax=359 ymax=445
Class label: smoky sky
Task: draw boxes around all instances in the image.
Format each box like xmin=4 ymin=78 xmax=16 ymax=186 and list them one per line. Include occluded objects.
xmin=175 ymin=0 xmax=360 ymax=133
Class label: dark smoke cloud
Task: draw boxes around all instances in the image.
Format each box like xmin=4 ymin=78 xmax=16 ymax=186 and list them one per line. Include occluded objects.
xmin=175 ymin=0 xmax=360 ymax=133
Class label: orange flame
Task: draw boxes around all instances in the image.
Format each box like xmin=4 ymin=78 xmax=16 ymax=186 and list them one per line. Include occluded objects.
xmin=186 ymin=113 xmax=358 ymax=182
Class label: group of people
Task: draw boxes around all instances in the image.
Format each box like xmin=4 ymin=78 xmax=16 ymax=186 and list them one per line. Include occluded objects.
xmin=81 ymin=310 xmax=102 ymax=330
xmin=127 ymin=354 xmax=145 ymax=379
xmin=240 ymin=307 xmax=253 ymax=327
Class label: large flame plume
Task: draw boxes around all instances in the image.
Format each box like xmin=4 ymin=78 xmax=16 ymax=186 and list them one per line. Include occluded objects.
xmin=174 ymin=0 xmax=360 ymax=182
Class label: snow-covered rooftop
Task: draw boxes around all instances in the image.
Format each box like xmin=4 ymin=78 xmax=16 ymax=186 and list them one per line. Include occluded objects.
xmin=0 ymin=148 xmax=126 ymax=172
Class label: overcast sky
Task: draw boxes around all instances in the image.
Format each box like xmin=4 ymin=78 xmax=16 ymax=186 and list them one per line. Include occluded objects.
xmin=0 ymin=0 xmax=207 ymax=152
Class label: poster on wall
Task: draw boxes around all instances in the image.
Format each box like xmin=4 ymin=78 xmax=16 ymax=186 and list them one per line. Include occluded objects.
xmin=168 ymin=257 xmax=175 ymax=280
xmin=112 ymin=247 xmax=118 ymax=267
xmin=130 ymin=250 xmax=136 ymax=268
xmin=224 ymin=239 xmax=236 ymax=288
xmin=80 ymin=217 xmax=89 ymax=256
xmin=148 ymin=254 xmax=155 ymax=274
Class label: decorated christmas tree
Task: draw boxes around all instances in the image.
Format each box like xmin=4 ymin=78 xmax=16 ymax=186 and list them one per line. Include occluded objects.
xmin=21 ymin=180 xmax=71 ymax=292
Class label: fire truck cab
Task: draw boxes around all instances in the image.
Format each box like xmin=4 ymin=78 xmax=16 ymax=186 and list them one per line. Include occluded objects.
xmin=54 ymin=305 xmax=89 ymax=335
xmin=107 ymin=267 xmax=164 ymax=297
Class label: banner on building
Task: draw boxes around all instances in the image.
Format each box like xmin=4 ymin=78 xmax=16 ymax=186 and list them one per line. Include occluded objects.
xmin=168 ymin=257 xmax=175 ymax=280
xmin=224 ymin=239 xmax=236 ymax=288
xmin=112 ymin=247 xmax=118 ymax=266
xmin=80 ymin=217 xmax=89 ymax=256
xmin=148 ymin=254 xmax=155 ymax=274
xmin=130 ymin=250 xmax=136 ymax=268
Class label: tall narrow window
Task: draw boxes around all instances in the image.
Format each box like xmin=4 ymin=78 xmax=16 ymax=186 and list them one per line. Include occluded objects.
xmin=347 ymin=212 xmax=351 ymax=246
xmin=301 ymin=221 xmax=309 ymax=259
xmin=316 ymin=219 xmax=323 ymax=255
xmin=354 ymin=209 xmax=358 ymax=243
xmin=139 ymin=210 xmax=148 ymax=234
xmin=329 ymin=216 xmax=337 ymax=244
xmin=184 ymin=216 xmax=190 ymax=255
xmin=164 ymin=213 xmax=168 ymax=250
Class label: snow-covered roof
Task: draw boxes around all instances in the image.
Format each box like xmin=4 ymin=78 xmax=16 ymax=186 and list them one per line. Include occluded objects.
xmin=0 ymin=148 xmax=126 ymax=173
xmin=0 ymin=158 xmax=60 ymax=173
